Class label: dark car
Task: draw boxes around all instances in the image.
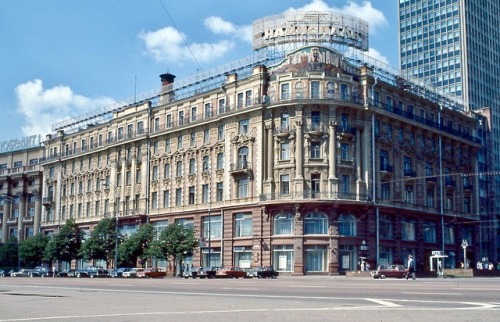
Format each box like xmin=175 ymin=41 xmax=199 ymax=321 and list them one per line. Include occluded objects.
xmin=76 ymin=267 xmax=110 ymax=278
xmin=371 ymin=265 xmax=407 ymax=279
xmin=183 ymin=266 xmax=203 ymax=279
xmin=198 ymin=266 xmax=219 ymax=279
xmin=1 ymin=269 xmax=15 ymax=277
xmin=11 ymin=269 xmax=33 ymax=277
xmin=110 ymin=267 xmax=132 ymax=278
xmin=30 ymin=266 xmax=52 ymax=277
xmin=57 ymin=269 xmax=77 ymax=277
xmin=248 ymin=266 xmax=279 ymax=278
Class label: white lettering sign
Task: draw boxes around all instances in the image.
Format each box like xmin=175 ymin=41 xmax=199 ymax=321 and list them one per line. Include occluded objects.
xmin=0 ymin=135 xmax=41 ymax=153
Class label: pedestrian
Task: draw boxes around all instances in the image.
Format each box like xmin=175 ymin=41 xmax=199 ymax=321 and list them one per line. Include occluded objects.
xmin=406 ymin=255 xmax=415 ymax=280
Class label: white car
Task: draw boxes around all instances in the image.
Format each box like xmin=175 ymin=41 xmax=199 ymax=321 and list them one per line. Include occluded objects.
xmin=122 ymin=267 xmax=143 ymax=278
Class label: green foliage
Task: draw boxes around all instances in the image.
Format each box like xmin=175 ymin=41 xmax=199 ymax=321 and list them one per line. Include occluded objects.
xmin=79 ymin=218 xmax=117 ymax=266
xmin=18 ymin=234 xmax=49 ymax=268
xmin=0 ymin=238 xmax=19 ymax=269
xmin=44 ymin=219 xmax=84 ymax=263
xmin=118 ymin=223 xmax=154 ymax=267
xmin=149 ymin=223 xmax=198 ymax=265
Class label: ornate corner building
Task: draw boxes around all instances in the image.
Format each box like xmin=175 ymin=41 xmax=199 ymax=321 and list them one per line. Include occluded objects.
xmin=11 ymin=11 xmax=494 ymax=274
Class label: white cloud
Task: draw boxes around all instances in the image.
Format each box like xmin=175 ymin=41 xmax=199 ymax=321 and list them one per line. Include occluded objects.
xmin=139 ymin=26 xmax=235 ymax=65
xmin=15 ymin=79 xmax=115 ymax=136
xmin=367 ymin=47 xmax=389 ymax=65
xmin=285 ymin=0 xmax=388 ymax=32
xmin=204 ymin=16 xmax=252 ymax=43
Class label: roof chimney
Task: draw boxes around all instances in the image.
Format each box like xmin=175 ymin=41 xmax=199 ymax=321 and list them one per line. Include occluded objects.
xmin=160 ymin=73 xmax=176 ymax=88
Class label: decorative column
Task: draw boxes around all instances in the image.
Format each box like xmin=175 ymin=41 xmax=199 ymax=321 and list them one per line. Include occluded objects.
xmin=34 ymin=190 xmax=41 ymax=235
xmin=17 ymin=192 xmax=26 ymax=242
xmin=295 ymin=120 xmax=304 ymax=179
xmin=328 ymin=121 xmax=337 ymax=180
xmin=266 ymin=124 xmax=273 ymax=181
xmin=355 ymin=127 xmax=362 ymax=198
xmin=1 ymin=197 xmax=10 ymax=242
xmin=293 ymin=205 xmax=304 ymax=275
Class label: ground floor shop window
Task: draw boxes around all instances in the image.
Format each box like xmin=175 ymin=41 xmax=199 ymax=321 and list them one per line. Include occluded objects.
xmin=234 ymin=246 xmax=252 ymax=269
xmin=339 ymin=245 xmax=357 ymax=271
xmin=202 ymin=247 xmax=221 ymax=267
xmin=304 ymin=245 xmax=327 ymax=272
xmin=379 ymin=246 xmax=394 ymax=267
xmin=273 ymin=244 xmax=294 ymax=271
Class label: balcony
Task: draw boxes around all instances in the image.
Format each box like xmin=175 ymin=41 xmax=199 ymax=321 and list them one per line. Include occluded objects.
xmin=305 ymin=124 xmax=325 ymax=136
xmin=336 ymin=125 xmax=356 ymax=137
xmin=275 ymin=126 xmax=291 ymax=138
xmin=42 ymin=197 xmax=53 ymax=206
xmin=380 ymin=164 xmax=393 ymax=172
xmin=229 ymin=161 xmax=252 ymax=176
xmin=7 ymin=217 xmax=18 ymax=224
xmin=23 ymin=216 xmax=34 ymax=223
xmin=403 ymin=170 xmax=417 ymax=178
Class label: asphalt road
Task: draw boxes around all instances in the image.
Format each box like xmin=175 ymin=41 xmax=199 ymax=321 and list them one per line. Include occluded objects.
xmin=1 ymin=276 xmax=499 ymax=321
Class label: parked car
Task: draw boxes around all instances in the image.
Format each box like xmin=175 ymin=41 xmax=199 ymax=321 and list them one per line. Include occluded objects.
xmin=1 ymin=269 xmax=15 ymax=277
xmin=11 ymin=269 xmax=33 ymax=277
xmin=199 ymin=266 xmax=219 ymax=279
xmin=371 ymin=265 xmax=407 ymax=279
xmin=183 ymin=266 xmax=203 ymax=279
xmin=30 ymin=266 xmax=52 ymax=277
xmin=143 ymin=267 xmax=166 ymax=278
xmin=57 ymin=269 xmax=77 ymax=277
xmin=0 ymin=269 xmax=5 ymax=277
xmin=76 ymin=267 xmax=110 ymax=278
xmin=247 ymin=266 xmax=279 ymax=278
xmin=123 ymin=267 xmax=143 ymax=278
xmin=216 ymin=266 xmax=247 ymax=278
xmin=110 ymin=267 xmax=133 ymax=278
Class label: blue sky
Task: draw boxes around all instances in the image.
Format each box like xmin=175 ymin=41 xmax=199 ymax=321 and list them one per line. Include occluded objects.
xmin=0 ymin=0 xmax=398 ymax=141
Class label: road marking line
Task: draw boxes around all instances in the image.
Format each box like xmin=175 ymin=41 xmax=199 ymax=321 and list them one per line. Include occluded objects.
xmin=365 ymin=298 xmax=401 ymax=307
xmin=402 ymin=292 xmax=463 ymax=296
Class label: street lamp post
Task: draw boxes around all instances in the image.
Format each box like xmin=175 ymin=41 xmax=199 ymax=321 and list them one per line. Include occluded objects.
xmin=461 ymin=239 xmax=468 ymax=269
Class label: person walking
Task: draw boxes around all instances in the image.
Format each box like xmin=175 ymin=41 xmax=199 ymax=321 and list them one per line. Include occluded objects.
xmin=406 ymin=255 xmax=415 ymax=280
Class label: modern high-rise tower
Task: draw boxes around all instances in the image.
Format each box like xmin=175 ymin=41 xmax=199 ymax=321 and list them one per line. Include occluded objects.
xmin=398 ymin=0 xmax=500 ymax=262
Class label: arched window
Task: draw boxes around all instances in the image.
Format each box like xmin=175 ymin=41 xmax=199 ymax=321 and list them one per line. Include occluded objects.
xmin=304 ymin=212 xmax=328 ymax=235
xmin=338 ymin=214 xmax=356 ymax=236
xmin=273 ymin=212 xmax=294 ymax=235
xmin=237 ymin=146 xmax=248 ymax=169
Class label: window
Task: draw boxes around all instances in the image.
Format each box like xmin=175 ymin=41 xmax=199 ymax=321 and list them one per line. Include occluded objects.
xmin=204 ymin=129 xmax=209 ymax=144
xmin=405 ymin=185 xmax=414 ymax=203
xmin=166 ymin=114 xmax=172 ymax=128
xmin=273 ymin=212 xmax=294 ymax=235
xmin=311 ymin=81 xmax=320 ymax=98
xmin=280 ymin=113 xmax=290 ymax=131
xmin=245 ymin=90 xmax=252 ymax=106
xmin=152 ymin=192 xmax=158 ymax=209
xmin=202 ymin=156 xmax=209 ymax=172
xmin=340 ymin=175 xmax=350 ymax=196
xmin=203 ymin=215 xmax=221 ymax=239
xmin=304 ymin=212 xmax=328 ymax=235
xmin=177 ymin=135 xmax=183 ymax=150
xmin=202 ymin=184 xmax=209 ymax=203
xmin=237 ymin=178 xmax=249 ymax=198
xmin=216 ymin=152 xmax=224 ymax=170
xmin=178 ymin=111 xmax=184 ymax=125
xmin=188 ymin=186 xmax=195 ymax=204
xmin=401 ymin=219 xmax=416 ymax=241
xmin=340 ymin=143 xmax=350 ymax=160
xmin=217 ymin=125 xmax=224 ymax=140
xmin=310 ymin=141 xmax=321 ymax=159
xmin=163 ymin=190 xmax=170 ymax=208
xmin=338 ymin=214 xmax=356 ymax=236
xmin=280 ymin=142 xmax=290 ymax=160
xmin=237 ymin=147 xmax=248 ymax=169
xmin=137 ymin=121 xmax=144 ymax=134
xmin=189 ymin=158 xmax=196 ymax=175
xmin=175 ymin=188 xmax=182 ymax=206
xmin=152 ymin=165 xmax=158 ymax=181
xmin=381 ymin=181 xmax=390 ymax=200
xmin=403 ymin=156 xmax=413 ymax=176
xmin=191 ymin=106 xmax=197 ymax=122
xmin=379 ymin=215 xmax=393 ymax=239
xmin=164 ymin=163 xmax=170 ymax=178
xmin=444 ymin=225 xmax=455 ymax=244
xmin=204 ymin=103 xmax=212 ymax=118
xmin=426 ymin=189 xmax=434 ymax=208
xmin=281 ymin=83 xmax=290 ymax=100
xmin=234 ymin=213 xmax=252 ymax=237
xmin=280 ymin=174 xmax=290 ymax=195
xmin=239 ymin=119 xmax=249 ymax=134
xmin=237 ymin=92 xmax=244 ymax=108
xmin=118 ymin=127 xmax=124 ymax=140
xmin=136 ymin=168 xmax=141 ymax=183
xmin=218 ymin=98 xmax=226 ymax=113
xmin=165 ymin=138 xmax=171 ymax=153
xmin=305 ymin=245 xmax=327 ymax=272
xmin=423 ymin=222 xmax=437 ymax=243
xmin=190 ymin=132 xmax=196 ymax=146
xmin=216 ymin=182 xmax=223 ymax=201
xmin=176 ymin=161 xmax=183 ymax=177
xmin=311 ymin=111 xmax=320 ymax=127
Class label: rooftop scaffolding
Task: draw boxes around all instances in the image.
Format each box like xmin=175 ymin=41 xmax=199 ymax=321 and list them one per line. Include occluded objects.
xmin=52 ymin=44 xmax=464 ymax=135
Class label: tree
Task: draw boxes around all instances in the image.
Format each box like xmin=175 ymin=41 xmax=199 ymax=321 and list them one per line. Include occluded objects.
xmin=45 ymin=219 xmax=84 ymax=264
xmin=79 ymin=218 xmax=117 ymax=267
xmin=118 ymin=223 xmax=154 ymax=267
xmin=0 ymin=238 xmax=19 ymax=269
xmin=149 ymin=223 xmax=198 ymax=275
xmin=18 ymin=234 xmax=49 ymax=268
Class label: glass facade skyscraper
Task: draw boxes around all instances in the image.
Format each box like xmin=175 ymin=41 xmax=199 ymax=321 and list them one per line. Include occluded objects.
xmin=399 ymin=0 xmax=500 ymax=262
